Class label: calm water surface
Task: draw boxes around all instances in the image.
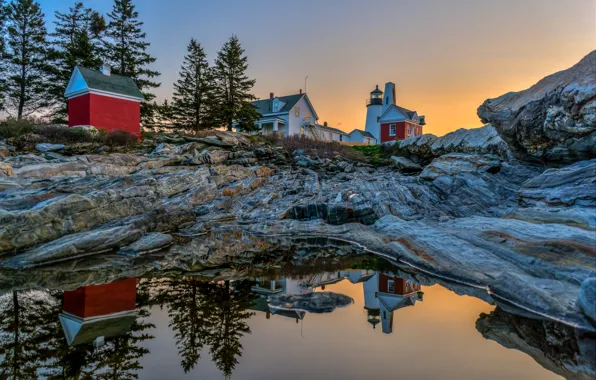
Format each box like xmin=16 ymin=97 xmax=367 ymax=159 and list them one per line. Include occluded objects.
xmin=0 ymin=256 xmax=582 ymax=379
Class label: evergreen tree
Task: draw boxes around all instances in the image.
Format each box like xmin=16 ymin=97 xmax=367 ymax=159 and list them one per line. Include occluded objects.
xmin=104 ymin=0 xmax=160 ymax=123
xmin=4 ymin=0 xmax=51 ymax=120
xmin=172 ymin=38 xmax=215 ymax=133
xmin=213 ymin=35 xmax=259 ymax=131
xmin=0 ymin=0 xmax=8 ymax=111
xmin=48 ymin=2 xmax=106 ymax=123
xmin=152 ymin=99 xmax=175 ymax=129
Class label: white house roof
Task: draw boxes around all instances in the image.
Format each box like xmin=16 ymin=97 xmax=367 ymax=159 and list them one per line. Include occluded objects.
xmin=252 ymin=93 xmax=319 ymax=120
xmin=64 ymin=66 xmax=143 ymax=101
xmin=349 ymin=129 xmax=375 ymax=139
xmin=316 ymin=123 xmax=348 ymax=135
xmin=378 ymin=104 xmax=419 ymax=123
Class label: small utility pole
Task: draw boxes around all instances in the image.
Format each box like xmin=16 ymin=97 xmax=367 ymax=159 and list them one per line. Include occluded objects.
xmin=304 ymin=76 xmax=309 ymax=94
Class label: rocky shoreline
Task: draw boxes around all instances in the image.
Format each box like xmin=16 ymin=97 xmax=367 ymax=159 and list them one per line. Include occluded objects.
xmin=0 ymin=52 xmax=594 ymax=333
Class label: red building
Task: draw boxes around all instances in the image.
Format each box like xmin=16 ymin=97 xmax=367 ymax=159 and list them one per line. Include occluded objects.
xmin=378 ymin=104 xmax=425 ymax=143
xmin=60 ymin=278 xmax=137 ymax=346
xmin=64 ymin=64 xmax=143 ymax=137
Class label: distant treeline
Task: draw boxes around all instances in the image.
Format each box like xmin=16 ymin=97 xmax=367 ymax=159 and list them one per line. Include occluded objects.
xmin=0 ymin=0 xmax=260 ymax=132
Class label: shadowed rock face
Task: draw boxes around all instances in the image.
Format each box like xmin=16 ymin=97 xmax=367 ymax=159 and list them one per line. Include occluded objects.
xmin=478 ymin=51 xmax=596 ymax=165
xmin=477 ymin=307 xmax=596 ymax=380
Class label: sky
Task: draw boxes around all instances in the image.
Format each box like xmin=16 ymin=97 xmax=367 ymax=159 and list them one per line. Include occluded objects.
xmin=40 ymin=0 xmax=595 ymax=136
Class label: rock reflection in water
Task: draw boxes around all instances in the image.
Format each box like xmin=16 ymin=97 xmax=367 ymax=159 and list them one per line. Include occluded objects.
xmin=0 ymin=255 xmax=593 ymax=379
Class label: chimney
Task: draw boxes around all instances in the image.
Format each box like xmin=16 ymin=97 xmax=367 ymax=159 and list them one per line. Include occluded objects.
xmin=299 ymin=89 xmax=302 ymax=94
xmin=324 ymin=121 xmax=328 ymax=126
xmin=99 ymin=63 xmax=111 ymax=76
xmin=269 ymin=92 xmax=274 ymax=99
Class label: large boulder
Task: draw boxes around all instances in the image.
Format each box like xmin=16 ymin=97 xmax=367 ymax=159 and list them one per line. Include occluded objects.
xmin=386 ymin=124 xmax=511 ymax=164
xmin=390 ymin=156 xmax=422 ymax=172
xmin=478 ymin=51 xmax=596 ymax=165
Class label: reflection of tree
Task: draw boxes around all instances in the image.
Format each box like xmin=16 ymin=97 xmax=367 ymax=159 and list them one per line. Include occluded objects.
xmin=0 ymin=291 xmax=48 ymax=379
xmin=207 ymin=281 xmax=255 ymax=378
xmin=143 ymin=278 xmax=256 ymax=378
xmin=167 ymin=279 xmax=214 ymax=372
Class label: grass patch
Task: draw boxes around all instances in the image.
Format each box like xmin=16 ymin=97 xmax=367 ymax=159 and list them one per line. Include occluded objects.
xmin=351 ymin=144 xmax=390 ymax=166
xmin=262 ymin=134 xmax=365 ymax=161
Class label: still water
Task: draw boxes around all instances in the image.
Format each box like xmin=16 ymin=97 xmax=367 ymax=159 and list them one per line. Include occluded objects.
xmin=0 ymin=255 xmax=588 ymax=379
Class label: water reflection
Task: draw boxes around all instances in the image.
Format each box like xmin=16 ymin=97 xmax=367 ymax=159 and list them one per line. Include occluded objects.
xmin=0 ymin=256 xmax=593 ymax=379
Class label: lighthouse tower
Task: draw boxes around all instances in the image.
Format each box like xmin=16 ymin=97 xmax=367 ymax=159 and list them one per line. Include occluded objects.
xmin=364 ymin=85 xmax=383 ymax=142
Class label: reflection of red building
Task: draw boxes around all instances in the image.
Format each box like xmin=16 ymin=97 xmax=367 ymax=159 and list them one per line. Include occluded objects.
xmin=378 ymin=274 xmax=421 ymax=295
xmin=60 ymin=278 xmax=137 ymax=346
xmin=363 ymin=273 xmax=422 ymax=334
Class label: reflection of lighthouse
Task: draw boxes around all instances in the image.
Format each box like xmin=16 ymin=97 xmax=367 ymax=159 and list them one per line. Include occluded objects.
xmin=363 ymin=273 xmax=381 ymax=328
xmin=364 ymin=85 xmax=383 ymax=142
xmin=60 ymin=278 xmax=137 ymax=346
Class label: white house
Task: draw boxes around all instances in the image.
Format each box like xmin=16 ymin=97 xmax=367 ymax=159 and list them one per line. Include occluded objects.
xmin=249 ymin=91 xmax=349 ymax=142
xmin=347 ymin=129 xmax=376 ymax=145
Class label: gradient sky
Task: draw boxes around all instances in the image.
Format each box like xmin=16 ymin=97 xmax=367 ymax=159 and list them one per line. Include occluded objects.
xmin=41 ymin=0 xmax=595 ymax=136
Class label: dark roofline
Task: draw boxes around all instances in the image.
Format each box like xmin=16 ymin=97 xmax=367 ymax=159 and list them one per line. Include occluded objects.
xmin=316 ymin=124 xmax=348 ymax=135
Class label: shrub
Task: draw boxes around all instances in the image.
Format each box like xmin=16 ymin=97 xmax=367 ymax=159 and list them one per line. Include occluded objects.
xmin=106 ymin=130 xmax=138 ymax=147
xmin=262 ymin=134 xmax=365 ymax=161
xmin=0 ymin=118 xmax=35 ymax=138
xmin=34 ymin=125 xmax=100 ymax=144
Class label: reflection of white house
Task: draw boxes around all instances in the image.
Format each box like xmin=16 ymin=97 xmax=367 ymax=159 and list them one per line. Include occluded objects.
xmin=252 ymin=270 xmax=375 ymax=297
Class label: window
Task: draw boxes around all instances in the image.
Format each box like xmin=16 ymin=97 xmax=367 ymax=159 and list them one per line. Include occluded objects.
xmin=385 ymin=96 xmax=389 ymax=105
xmin=389 ymin=124 xmax=396 ymax=136
xmin=407 ymin=125 xmax=411 ymax=137
xmin=388 ymin=280 xmax=395 ymax=292
xmin=300 ymin=126 xmax=305 ymax=135
xmin=339 ymin=135 xmax=343 ymax=141
xmin=295 ymin=107 xmax=300 ymax=117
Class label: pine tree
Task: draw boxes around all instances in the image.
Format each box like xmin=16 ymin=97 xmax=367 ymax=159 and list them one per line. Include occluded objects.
xmin=0 ymin=1 xmax=8 ymax=111
xmin=4 ymin=0 xmax=51 ymax=120
xmin=213 ymin=35 xmax=260 ymax=131
xmin=172 ymin=38 xmax=215 ymax=133
xmin=48 ymin=2 xmax=106 ymax=123
xmin=104 ymin=0 xmax=160 ymax=123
